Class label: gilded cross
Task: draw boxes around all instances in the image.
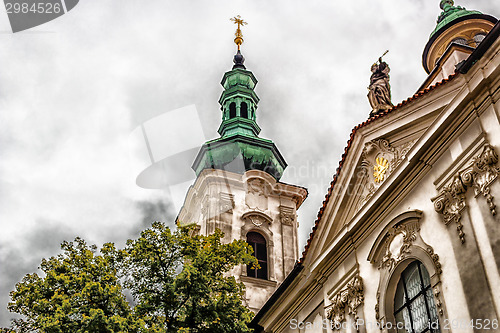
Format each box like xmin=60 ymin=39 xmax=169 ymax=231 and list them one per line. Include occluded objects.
xmin=230 ymin=15 xmax=247 ymax=50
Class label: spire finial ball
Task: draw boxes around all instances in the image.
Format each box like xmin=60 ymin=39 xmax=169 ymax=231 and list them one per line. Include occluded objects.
xmin=440 ymin=0 xmax=454 ymax=10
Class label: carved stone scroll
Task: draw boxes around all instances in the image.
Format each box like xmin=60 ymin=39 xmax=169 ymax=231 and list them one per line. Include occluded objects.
xmin=241 ymin=211 xmax=272 ymax=228
xmin=369 ymin=211 xmax=445 ymax=328
xmin=432 ymin=144 xmax=500 ymax=244
xmin=432 ymin=175 xmax=467 ymax=243
xmin=219 ymin=192 xmax=234 ymax=214
xmin=246 ymin=178 xmax=269 ymax=211
xmin=358 ymin=139 xmax=417 ymax=210
xmin=279 ymin=206 xmax=295 ymax=226
xmin=378 ymin=221 xmax=419 ymax=271
xmin=327 ymin=275 xmax=364 ymax=328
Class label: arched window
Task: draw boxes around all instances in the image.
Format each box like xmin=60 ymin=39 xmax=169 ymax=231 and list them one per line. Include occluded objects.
xmin=246 ymin=232 xmax=267 ymax=279
xmin=394 ymin=261 xmax=440 ymax=333
xmin=241 ymin=102 xmax=248 ymax=119
xmin=229 ymin=102 xmax=236 ymax=119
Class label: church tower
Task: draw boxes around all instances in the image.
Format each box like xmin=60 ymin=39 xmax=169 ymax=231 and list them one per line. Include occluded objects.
xmin=177 ymin=16 xmax=308 ymax=313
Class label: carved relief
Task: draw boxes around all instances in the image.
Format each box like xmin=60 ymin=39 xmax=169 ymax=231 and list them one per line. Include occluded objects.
xmin=432 ymin=175 xmax=467 ymax=243
xmin=426 ymin=247 xmax=442 ymax=275
xmin=279 ymin=206 xmax=295 ymax=226
xmin=433 ymin=287 xmax=444 ymax=316
xmin=467 ymin=144 xmax=499 ymax=215
xmin=432 ymin=144 xmax=500 ymax=244
xmin=378 ymin=221 xmax=420 ymax=271
xmin=246 ymin=178 xmax=269 ymax=211
xmin=248 ymin=215 xmax=265 ymax=227
xmin=247 ymin=178 xmax=268 ymax=196
xmin=241 ymin=211 xmax=272 ymax=228
xmin=375 ymin=290 xmax=381 ymax=322
xmin=370 ymin=214 xmax=441 ymax=275
xmin=219 ymin=192 xmax=234 ymax=214
xmin=327 ymin=275 xmax=364 ymax=328
xmin=358 ymin=139 xmax=417 ymax=209
xmin=369 ymin=211 xmax=446 ymax=328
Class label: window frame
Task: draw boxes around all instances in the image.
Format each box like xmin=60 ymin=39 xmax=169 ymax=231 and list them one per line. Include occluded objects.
xmin=246 ymin=231 xmax=268 ymax=280
xmin=368 ymin=211 xmax=447 ymax=333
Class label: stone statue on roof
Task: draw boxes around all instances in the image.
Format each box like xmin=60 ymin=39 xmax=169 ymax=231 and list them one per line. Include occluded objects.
xmin=368 ymin=52 xmax=394 ymax=117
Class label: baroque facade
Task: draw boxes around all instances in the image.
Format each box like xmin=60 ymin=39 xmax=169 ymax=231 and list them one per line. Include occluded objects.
xmin=251 ymin=1 xmax=500 ymax=332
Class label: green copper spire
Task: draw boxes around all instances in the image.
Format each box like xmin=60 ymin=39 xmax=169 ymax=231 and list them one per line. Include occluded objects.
xmin=191 ymin=17 xmax=287 ymax=180
xmin=430 ymin=0 xmax=482 ymax=38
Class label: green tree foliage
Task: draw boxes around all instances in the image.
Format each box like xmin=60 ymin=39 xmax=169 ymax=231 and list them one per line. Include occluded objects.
xmin=5 ymin=223 xmax=258 ymax=333
xmin=124 ymin=222 xmax=257 ymax=332
xmin=7 ymin=238 xmax=137 ymax=333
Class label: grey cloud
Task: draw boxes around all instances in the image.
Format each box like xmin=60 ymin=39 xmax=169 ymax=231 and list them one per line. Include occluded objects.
xmin=0 ymin=220 xmax=76 ymax=327
xmin=133 ymin=198 xmax=177 ymax=235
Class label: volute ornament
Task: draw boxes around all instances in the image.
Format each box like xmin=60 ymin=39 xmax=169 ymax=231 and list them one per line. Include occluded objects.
xmin=241 ymin=211 xmax=272 ymax=228
xmin=378 ymin=221 xmax=419 ymax=271
xmin=279 ymin=206 xmax=295 ymax=226
xmin=358 ymin=139 xmax=417 ymax=210
xmin=327 ymin=275 xmax=364 ymax=329
xmin=369 ymin=211 xmax=445 ymax=328
xmin=432 ymin=144 xmax=499 ymax=244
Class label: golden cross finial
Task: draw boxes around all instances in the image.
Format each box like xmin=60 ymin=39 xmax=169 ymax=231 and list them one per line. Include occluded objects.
xmin=230 ymin=15 xmax=247 ymax=50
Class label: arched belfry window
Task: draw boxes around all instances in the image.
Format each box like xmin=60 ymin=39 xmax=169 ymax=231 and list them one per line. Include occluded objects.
xmin=246 ymin=232 xmax=267 ymax=279
xmin=241 ymin=102 xmax=248 ymax=119
xmin=229 ymin=102 xmax=236 ymax=119
xmin=394 ymin=261 xmax=440 ymax=333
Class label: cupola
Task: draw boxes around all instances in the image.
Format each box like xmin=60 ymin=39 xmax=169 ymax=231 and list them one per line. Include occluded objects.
xmin=422 ymin=0 xmax=497 ymax=75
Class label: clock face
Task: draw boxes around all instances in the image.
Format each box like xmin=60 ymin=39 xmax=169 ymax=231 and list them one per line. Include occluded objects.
xmin=373 ymin=157 xmax=389 ymax=183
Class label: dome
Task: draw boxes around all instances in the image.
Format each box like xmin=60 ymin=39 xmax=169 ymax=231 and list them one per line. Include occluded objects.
xmin=422 ymin=1 xmax=497 ymax=73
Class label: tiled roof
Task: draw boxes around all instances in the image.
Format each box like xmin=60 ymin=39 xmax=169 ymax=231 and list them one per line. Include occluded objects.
xmin=299 ymin=73 xmax=458 ymax=264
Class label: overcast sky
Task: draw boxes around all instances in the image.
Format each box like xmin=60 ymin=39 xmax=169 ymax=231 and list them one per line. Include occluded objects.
xmin=0 ymin=0 xmax=498 ymax=326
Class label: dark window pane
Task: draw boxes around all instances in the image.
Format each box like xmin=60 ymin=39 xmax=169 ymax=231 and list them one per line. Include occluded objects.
xmin=426 ymin=288 xmax=439 ymax=326
xmin=257 ymin=262 xmax=267 ymax=279
xmin=247 ymin=232 xmax=266 ymax=244
xmin=246 ymin=232 xmax=268 ymax=280
xmin=229 ymin=102 xmax=236 ymax=119
xmin=419 ymin=264 xmax=431 ymax=288
xmin=256 ymin=243 xmax=267 ymax=261
xmin=241 ymin=102 xmax=248 ymax=118
xmin=247 ymin=265 xmax=254 ymax=277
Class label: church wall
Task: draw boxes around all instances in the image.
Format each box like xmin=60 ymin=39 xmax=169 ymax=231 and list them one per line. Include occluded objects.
xmin=255 ymin=36 xmax=500 ymax=332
